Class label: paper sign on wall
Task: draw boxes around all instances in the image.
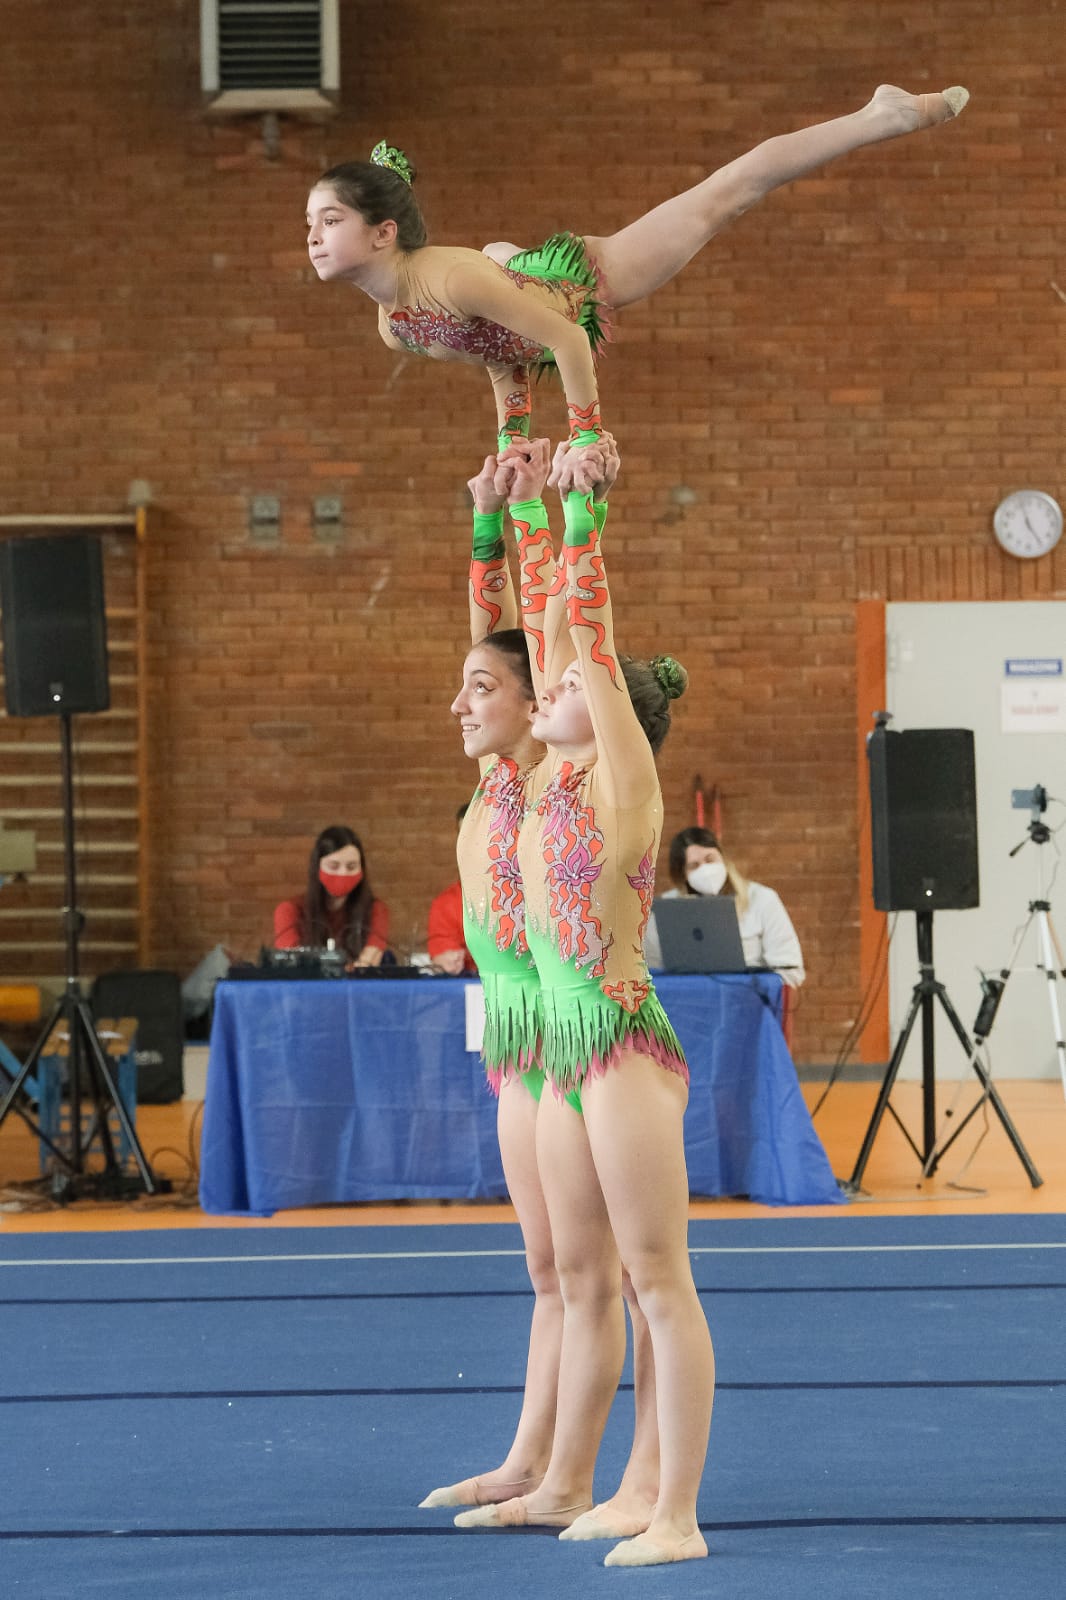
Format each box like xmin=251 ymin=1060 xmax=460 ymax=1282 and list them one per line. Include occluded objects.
xmin=464 ymin=982 xmax=485 ymax=1053
xmin=1001 ymin=679 xmax=1066 ymax=733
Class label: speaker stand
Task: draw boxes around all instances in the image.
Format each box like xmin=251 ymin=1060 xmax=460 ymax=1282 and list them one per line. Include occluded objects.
xmin=0 ymin=714 xmax=168 ymax=1202
xmin=842 ymin=911 xmax=1042 ymax=1194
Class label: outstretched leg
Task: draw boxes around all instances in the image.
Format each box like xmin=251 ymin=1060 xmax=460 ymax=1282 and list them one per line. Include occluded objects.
xmin=584 ymin=84 xmax=969 ymax=309
xmin=420 ymin=1076 xmax=559 ymax=1507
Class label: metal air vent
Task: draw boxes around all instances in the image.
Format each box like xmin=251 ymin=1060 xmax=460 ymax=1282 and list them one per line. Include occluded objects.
xmin=200 ymin=0 xmax=339 ymax=116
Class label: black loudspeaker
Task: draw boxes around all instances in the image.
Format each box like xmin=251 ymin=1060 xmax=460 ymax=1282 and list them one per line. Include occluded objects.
xmin=868 ymin=727 xmax=979 ymax=912
xmin=0 ymin=533 xmax=110 ymax=717
xmin=91 ymin=970 xmax=185 ymax=1105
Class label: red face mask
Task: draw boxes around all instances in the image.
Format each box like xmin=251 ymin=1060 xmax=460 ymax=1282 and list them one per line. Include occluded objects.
xmin=319 ymin=867 xmax=363 ymax=898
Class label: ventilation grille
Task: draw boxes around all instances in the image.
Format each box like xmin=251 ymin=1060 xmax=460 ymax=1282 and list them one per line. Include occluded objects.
xmin=201 ymin=0 xmax=339 ymax=113
xmin=218 ymin=0 xmax=321 ymax=90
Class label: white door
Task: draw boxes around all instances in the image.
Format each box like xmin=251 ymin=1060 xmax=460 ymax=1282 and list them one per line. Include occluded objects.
xmin=884 ymin=602 xmax=1066 ymax=1082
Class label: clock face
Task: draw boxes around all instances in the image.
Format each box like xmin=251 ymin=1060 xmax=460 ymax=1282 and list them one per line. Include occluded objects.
xmin=993 ymin=490 xmax=1063 ymax=559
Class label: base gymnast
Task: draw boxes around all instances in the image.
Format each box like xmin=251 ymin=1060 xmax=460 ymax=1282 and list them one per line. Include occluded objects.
xmin=306 ymin=84 xmax=968 ymax=485
xmin=422 ymin=437 xmax=663 ymax=1526
xmin=452 ymin=444 xmax=710 ymax=1567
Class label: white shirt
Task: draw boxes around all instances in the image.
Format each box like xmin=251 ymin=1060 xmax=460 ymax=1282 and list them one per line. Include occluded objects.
xmin=645 ymin=881 xmax=805 ymax=986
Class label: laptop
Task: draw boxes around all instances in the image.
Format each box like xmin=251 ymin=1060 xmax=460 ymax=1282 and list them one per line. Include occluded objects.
xmin=652 ymin=895 xmax=749 ymax=975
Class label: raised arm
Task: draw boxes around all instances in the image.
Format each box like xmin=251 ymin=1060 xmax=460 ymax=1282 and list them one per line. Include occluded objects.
xmin=497 ymin=438 xmax=557 ymax=704
xmin=486 ymin=361 xmax=533 ymax=454
xmin=558 ymin=462 xmax=657 ymax=810
xmin=467 ymin=455 xmax=518 ymax=645
xmin=446 ymin=258 xmax=605 ymax=477
xmin=501 ymin=434 xmax=621 ymax=700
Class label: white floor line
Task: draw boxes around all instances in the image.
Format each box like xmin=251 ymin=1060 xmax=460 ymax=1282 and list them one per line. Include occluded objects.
xmin=1 ymin=1240 xmax=1064 ymax=1269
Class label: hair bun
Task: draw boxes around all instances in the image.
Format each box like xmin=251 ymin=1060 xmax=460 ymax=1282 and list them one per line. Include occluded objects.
xmin=650 ymin=655 xmax=688 ymax=701
xmin=369 ymin=140 xmax=416 ymax=186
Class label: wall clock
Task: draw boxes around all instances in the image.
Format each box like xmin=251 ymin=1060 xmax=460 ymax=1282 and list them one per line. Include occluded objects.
xmin=993 ymin=490 xmax=1063 ymax=559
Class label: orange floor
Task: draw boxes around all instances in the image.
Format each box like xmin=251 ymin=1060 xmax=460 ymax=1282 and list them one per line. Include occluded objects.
xmin=1 ymin=1077 xmax=1062 ymax=1234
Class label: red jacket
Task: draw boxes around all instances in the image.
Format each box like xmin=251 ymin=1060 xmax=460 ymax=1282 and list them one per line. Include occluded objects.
xmin=426 ymin=881 xmax=476 ymax=972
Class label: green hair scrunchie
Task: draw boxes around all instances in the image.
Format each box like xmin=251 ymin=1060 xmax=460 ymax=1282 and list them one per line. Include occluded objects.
xmin=650 ymin=655 xmax=688 ymax=702
xmin=370 ymin=140 xmax=415 ymax=186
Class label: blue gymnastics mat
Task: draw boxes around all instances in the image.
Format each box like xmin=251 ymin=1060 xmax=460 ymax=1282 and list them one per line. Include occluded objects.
xmin=1 ymin=1213 xmax=1064 ymax=1599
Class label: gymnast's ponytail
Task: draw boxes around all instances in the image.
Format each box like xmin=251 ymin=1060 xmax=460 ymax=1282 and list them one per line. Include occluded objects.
xmin=619 ymin=653 xmax=688 ymax=754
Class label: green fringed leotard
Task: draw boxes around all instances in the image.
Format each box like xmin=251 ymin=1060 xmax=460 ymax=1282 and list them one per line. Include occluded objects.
xmin=511 ymin=490 xmax=687 ymax=1101
xmin=457 ymin=752 xmax=544 ymax=1097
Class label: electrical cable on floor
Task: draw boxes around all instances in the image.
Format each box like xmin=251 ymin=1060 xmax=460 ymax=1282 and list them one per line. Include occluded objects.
xmin=810 ymin=912 xmax=896 ymax=1119
xmin=0 ymin=1098 xmax=206 ymax=1211
xmin=917 ymin=1034 xmax=996 ymax=1196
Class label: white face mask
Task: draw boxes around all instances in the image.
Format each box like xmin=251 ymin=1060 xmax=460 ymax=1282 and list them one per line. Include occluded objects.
xmin=687 ymin=860 xmax=727 ymax=896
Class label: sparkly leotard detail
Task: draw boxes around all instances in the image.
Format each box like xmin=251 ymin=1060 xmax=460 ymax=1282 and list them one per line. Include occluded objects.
xmin=534 ymin=762 xmax=610 ymax=977
xmin=383 ymin=236 xmax=608 ymax=379
xmin=479 ymin=756 xmax=536 ymax=956
xmin=387 ymin=303 xmax=546 ymax=368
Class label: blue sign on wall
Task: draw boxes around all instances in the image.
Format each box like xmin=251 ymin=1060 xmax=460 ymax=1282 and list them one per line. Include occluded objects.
xmin=1004 ymin=659 xmax=1063 ymax=677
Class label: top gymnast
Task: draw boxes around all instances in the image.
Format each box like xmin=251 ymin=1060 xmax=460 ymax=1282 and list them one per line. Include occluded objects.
xmin=306 ymin=84 xmax=968 ymax=486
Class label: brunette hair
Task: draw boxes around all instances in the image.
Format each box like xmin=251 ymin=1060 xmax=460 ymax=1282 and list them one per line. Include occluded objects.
xmin=305 ymin=824 xmax=377 ymax=958
xmin=315 ymin=160 xmax=427 ymax=251
xmin=475 ymin=628 xmax=536 ymax=701
xmin=667 ymin=825 xmax=750 ymax=915
xmin=619 ymin=653 xmax=688 ymax=755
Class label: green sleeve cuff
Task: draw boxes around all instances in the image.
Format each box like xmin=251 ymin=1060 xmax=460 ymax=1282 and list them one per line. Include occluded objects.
xmin=507 ymin=497 xmax=548 ymax=532
xmin=471 ymin=509 xmax=505 ymax=563
xmin=592 ymin=499 xmax=608 ymax=536
xmin=562 ymin=491 xmax=597 ymax=548
xmin=497 ymin=415 xmax=531 ymax=455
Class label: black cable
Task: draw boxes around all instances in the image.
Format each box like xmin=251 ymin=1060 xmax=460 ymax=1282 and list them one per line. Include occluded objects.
xmin=809 ymin=913 xmax=896 ymax=1120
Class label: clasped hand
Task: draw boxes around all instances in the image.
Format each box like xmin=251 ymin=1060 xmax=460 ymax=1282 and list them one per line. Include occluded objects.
xmin=468 ymin=435 xmax=620 ymax=514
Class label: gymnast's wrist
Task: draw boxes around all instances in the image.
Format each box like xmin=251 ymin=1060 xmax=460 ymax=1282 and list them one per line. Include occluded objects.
xmin=507 ymin=496 xmax=546 ymax=520
xmin=497 ymin=422 xmax=530 ymax=454
xmin=567 ymin=427 xmax=603 ymax=449
xmin=562 ymin=491 xmax=597 ymax=546
xmin=471 ymin=509 xmax=505 ymax=559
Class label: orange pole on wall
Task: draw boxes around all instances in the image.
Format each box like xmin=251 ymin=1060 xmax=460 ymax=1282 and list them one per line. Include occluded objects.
xmin=856 ymin=600 xmax=889 ymax=1063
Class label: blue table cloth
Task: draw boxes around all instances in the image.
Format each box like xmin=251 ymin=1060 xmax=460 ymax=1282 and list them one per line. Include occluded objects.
xmin=199 ymin=974 xmax=842 ymax=1216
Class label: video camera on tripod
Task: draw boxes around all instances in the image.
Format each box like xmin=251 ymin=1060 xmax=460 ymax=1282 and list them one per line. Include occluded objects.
xmin=1011 ymin=784 xmax=1048 ymax=819
xmin=973 ymin=781 xmax=1066 ymax=1099
xmin=1010 ymin=783 xmax=1052 ymax=849
xmin=973 ymin=784 xmax=1053 ymax=1039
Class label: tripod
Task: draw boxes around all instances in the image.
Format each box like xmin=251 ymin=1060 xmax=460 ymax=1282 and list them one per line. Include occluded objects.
xmin=844 ymin=910 xmax=1042 ymax=1194
xmin=0 ymin=714 xmax=165 ymax=1199
xmin=982 ymin=816 xmax=1066 ymax=1098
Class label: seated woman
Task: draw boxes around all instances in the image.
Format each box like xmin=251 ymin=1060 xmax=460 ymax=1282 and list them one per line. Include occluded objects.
xmin=645 ymin=826 xmax=804 ymax=985
xmin=273 ymin=825 xmax=389 ymax=968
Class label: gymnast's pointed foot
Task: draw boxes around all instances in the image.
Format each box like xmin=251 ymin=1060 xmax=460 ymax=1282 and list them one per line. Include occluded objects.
xmin=867 ymin=83 xmax=970 ymax=138
xmin=419 ymin=1473 xmax=540 ymax=1509
xmin=454 ymin=1495 xmax=591 ymax=1530
xmin=603 ymin=1527 xmax=708 ymax=1567
xmin=558 ymin=1498 xmax=655 ymax=1541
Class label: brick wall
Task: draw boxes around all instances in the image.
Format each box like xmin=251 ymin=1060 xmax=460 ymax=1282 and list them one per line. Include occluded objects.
xmin=1 ymin=2 xmax=1062 ymax=1060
